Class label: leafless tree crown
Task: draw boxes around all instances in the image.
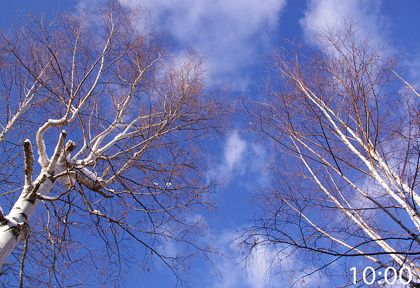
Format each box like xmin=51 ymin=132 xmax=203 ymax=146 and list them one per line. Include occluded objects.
xmin=242 ymin=20 xmax=420 ymax=287
xmin=0 ymin=2 xmax=229 ymax=287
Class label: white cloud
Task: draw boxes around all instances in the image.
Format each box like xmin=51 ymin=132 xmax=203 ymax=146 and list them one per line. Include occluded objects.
xmin=208 ymin=131 xmax=246 ymax=182
xmin=76 ymin=0 xmax=99 ymax=12
xmin=201 ymin=228 xmax=327 ymax=288
xmin=203 ymin=229 xmax=285 ymax=288
xmin=206 ymin=131 xmax=271 ymax=190
xmin=224 ymin=132 xmax=246 ymax=173
xmin=120 ymin=0 xmax=287 ymax=89
xmin=403 ymin=53 xmax=420 ymax=84
xmin=300 ymin=0 xmax=386 ymax=41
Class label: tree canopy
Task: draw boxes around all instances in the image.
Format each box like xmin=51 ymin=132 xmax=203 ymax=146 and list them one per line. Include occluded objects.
xmin=241 ymin=20 xmax=420 ymax=287
xmin=0 ymin=2 xmax=229 ymax=287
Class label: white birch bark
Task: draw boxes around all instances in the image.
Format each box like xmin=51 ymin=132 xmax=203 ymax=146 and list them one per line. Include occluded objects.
xmin=0 ymin=173 xmax=54 ymax=271
xmin=0 ymin=133 xmax=102 ymax=271
xmin=243 ymin=23 xmax=420 ymax=285
xmin=0 ymin=5 xmax=226 ymax=284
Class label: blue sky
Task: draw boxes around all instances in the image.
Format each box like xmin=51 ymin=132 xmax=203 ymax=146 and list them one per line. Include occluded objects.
xmin=1 ymin=0 xmax=420 ymax=287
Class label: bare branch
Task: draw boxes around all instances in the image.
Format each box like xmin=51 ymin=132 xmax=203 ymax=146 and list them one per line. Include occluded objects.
xmin=23 ymin=140 xmax=34 ymax=188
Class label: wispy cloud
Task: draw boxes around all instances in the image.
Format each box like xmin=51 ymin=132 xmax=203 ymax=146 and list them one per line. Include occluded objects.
xmin=208 ymin=131 xmax=271 ymax=189
xmin=202 ymin=229 xmax=286 ymax=288
xmin=224 ymin=132 xmax=246 ymax=174
xmin=300 ymin=0 xmax=386 ymax=41
xmin=209 ymin=131 xmax=246 ymax=182
xmin=120 ymin=0 xmax=287 ymax=89
xmin=200 ymin=228 xmax=327 ymax=288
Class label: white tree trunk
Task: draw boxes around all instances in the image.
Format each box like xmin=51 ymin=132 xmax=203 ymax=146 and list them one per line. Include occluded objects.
xmin=0 ymin=136 xmax=85 ymax=271
xmin=0 ymin=131 xmax=106 ymax=271
xmin=0 ymin=171 xmax=56 ymax=271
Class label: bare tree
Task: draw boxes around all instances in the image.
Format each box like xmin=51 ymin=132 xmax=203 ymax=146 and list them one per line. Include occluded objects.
xmin=0 ymin=2 xmax=228 ymax=287
xmin=242 ymin=20 xmax=420 ymax=287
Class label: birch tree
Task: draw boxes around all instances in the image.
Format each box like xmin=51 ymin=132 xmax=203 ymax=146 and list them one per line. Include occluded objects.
xmin=0 ymin=2 xmax=228 ymax=287
xmin=242 ymin=20 xmax=420 ymax=287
